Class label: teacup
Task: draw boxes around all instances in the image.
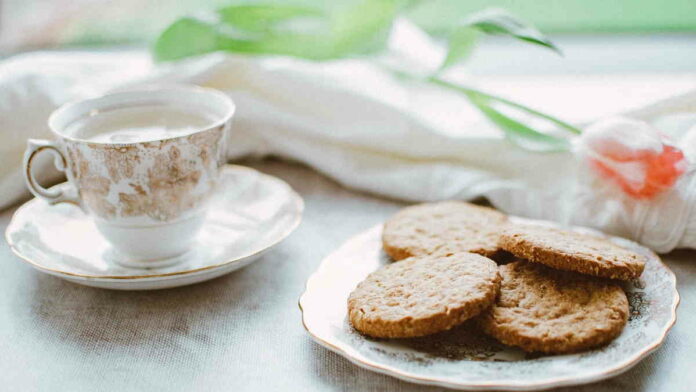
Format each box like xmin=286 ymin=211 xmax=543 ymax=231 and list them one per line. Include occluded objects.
xmin=23 ymin=85 xmax=235 ymax=267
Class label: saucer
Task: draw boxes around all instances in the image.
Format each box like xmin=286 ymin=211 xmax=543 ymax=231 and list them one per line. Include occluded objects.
xmin=6 ymin=165 xmax=303 ymax=290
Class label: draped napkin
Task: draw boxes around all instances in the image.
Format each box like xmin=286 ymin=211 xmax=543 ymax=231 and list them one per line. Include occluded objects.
xmin=1 ymin=23 xmax=696 ymax=253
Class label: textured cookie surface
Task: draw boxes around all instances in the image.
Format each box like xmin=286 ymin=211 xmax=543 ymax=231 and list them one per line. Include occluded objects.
xmin=348 ymin=253 xmax=500 ymax=338
xmin=382 ymin=201 xmax=508 ymax=261
xmin=478 ymin=261 xmax=629 ymax=354
xmin=499 ymin=224 xmax=645 ymax=280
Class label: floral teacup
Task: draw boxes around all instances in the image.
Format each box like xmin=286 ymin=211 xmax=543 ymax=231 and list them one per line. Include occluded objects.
xmin=23 ymin=86 xmax=235 ymax=267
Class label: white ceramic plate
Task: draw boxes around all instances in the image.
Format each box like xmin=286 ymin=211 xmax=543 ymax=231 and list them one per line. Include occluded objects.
xmin=6 ymin=165 xmax=303 ymax=290
xmin=300 ymin=219 xmax=679 ymax=391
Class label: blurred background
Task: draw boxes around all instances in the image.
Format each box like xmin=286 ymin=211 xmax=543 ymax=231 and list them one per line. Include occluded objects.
xmin=2 ymin=0 xmax=696 ymax=54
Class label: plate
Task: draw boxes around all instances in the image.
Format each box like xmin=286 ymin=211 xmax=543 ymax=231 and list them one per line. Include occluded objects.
xmin=299 ymin=219 xmax=679 ymax=390
xmin=6 ymin=165 xmax=303 ymax=290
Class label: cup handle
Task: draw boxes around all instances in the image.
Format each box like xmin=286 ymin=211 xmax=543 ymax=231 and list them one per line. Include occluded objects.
xmin=23 ymin=139 xmax=80 ymax=205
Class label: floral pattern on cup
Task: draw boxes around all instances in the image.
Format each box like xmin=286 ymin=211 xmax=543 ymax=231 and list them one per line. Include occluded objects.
xmin=65 ymin=125 xmax=226 ymax=223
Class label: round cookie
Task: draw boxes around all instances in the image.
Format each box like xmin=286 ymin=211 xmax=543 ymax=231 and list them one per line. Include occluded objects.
xmin=499 ymin=224 xmax=645 ymax=280
xmin=382 ymin=201 xmax=508 ymax=261
xmin=348 ymin=253 xmax=500 ymax=338
xmin=478 ymin=261 xmax=629 ymax=354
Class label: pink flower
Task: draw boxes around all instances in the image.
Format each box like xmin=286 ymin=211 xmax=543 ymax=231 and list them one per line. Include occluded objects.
xmin=580 ymin=117 xmax=688 ymax=199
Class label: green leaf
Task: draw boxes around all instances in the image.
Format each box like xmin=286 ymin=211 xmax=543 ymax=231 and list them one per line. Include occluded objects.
xmin=470 ymin=95 xmax=571 ymax=152
xmin=429 ymin=77 xmax=581 ymax=135
xmin=329 ymin=0 xmax=400 ymax=57
xmin=153 ymin=1 xmax=400 ymax=62
xmin=439 ymin=27 xmax=478 ymax=71
xmin=153 ymin=6 xmax=332 ymax=62
xmin=217 ymin=5 xmax=324 ymax=33
xmin=428 ymin=77 xmax=575 ymax=152
xmin=468 ymin=87 xmax=581 ymax=135
xmin=437 ymin=8 xmax=559 ymax=71
xmin=153 ymin=17 xmax=224 ymax=62
xmin=465 ymin=8 xmax=561 ymax=55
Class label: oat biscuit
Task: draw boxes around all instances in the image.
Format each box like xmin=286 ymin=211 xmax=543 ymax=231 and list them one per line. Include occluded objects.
xmin=499 ymin=224 xmax=645 ymax=280
xmin=478 ymin=261 xmax=629 ymax=353
xmin=348 ymin=253 xmax=500 ymax=338
xmin=382 ymin=201 xmax=508 ymax=261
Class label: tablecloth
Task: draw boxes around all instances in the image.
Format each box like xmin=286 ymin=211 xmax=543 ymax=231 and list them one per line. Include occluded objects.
xmin=0 ymin=159 xmax=693 ymax=392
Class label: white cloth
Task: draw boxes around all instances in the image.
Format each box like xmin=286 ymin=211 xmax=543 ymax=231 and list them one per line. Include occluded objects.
xmin=1 ymin=25 xmax=696 ymax=253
